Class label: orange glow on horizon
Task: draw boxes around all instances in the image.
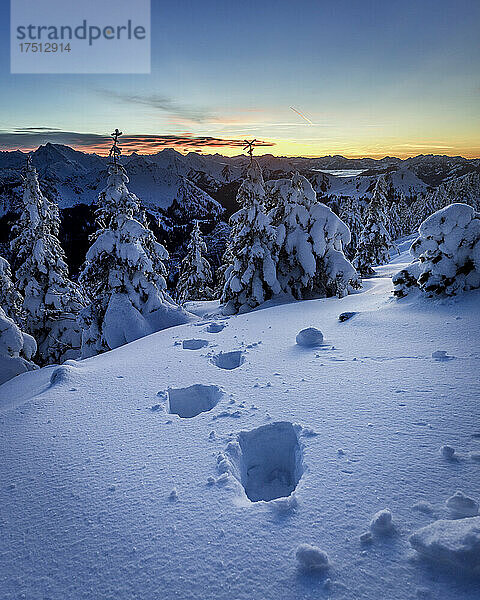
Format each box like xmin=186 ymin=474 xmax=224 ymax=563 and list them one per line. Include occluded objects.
xmin=1 ymin=137 xmax=479 ymax=160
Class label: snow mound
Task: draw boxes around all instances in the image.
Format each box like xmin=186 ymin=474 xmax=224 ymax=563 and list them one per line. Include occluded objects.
xmin=409 ymin=516 xmax=480 ymax=574
xmin=50 ymin=364 xmax=77 ymax=386
xmin=446 ymin=491 xmax=479 ymax=518
xmin=370 ymin=509 xmax=394 ymax=535
xmin=296 ymin=327 xmax=324 ymax=347
xmin=166 ymin=384 xmax=223 ymax=419
xmin=182 ymin=339 xmax=209 ymax=350
xmin=295 ymin=544 xmax=330 ymax=572
xmin=212 ymin=351 xmax=245 ymax=370
xmin=393 ymin=203 xmax=480 ymax=297
xmin=228 ymin=421 xmax=303 ymax=502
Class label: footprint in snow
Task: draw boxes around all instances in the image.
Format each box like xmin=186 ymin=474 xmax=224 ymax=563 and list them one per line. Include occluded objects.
xmin=182 ymin=339 xmax=209 ymax=350
xmin=212 ymin=350 xmax=245 ymax=370
xmin=206 ymin=322 xmax=226 ymax=333
xmin=431 ymin=350 xmax=454 ymax=361
xmin=166 ymin=384 xmax=223 ymax=418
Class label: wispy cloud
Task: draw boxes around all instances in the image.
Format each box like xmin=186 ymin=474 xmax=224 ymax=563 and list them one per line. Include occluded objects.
xmin=13 ymin=127 xmax=63 ymax=132
xmin=96 ymin=90 xmax=215 ymax=124
xmin=289 ymin=107 xmax=314 ymax=125
xmin=0 ymin=128 xmax=275 ymax=153
xmin=395 ymin=142 xmax=455 ymax=150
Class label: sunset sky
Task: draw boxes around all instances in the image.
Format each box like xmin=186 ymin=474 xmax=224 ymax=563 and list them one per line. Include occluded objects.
xmin=1 ymin=0 xmax=479 ymax=158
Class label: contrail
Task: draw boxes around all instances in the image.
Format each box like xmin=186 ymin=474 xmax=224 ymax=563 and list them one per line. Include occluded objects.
xmin=290 ymin=106 xmax=314 ymax=124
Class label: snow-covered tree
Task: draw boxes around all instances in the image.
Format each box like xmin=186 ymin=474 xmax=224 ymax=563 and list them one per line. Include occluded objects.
xmin=0 ymin=307 xmax=38 ymax=385
xmin=221 ymin=164 xmax=232 ymax=183
xmin=397 ymin=193 xmax=413 ymax=236
xmin=10 ymin=159 xmax=84 ymax=365
xmin=79 ymin=130 xmax=191 ymax=357
xmin=221 ymin=160 xmax=281 ymax=313
xmin=268 ymin=173 xmax=358 ymax=299
xmin=175 ymin=221 xmax=213 ymax=303
xmin=410 ymin=188 xmax=448 ymax=230
xmin=0 ymin=256 xmax=23 ymax=323
xmin=353 ymin=177 xmax=396 ymax=276
xmin=393 ymin=203 xmax=480 ymax=297
xmin=441 ymin=172 xmax=480 ymax=211
xmin=387 ymin=200 xmax=403 ymax=240
xmin=410 ymin=173 xmax=480 ymax=232
xmin=338 ymin=196 xmax=363 ymax=259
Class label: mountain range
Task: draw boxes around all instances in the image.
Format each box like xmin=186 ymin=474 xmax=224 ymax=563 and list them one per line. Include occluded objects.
xmin=0 ymin=143 xmax=479 ymax=277
xmin=1 ymin=143 xmax=479 ymax=217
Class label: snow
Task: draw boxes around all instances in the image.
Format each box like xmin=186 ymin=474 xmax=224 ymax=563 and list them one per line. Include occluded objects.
xmin=0 ymin=244 xmax=479 ymax=599
xmin=409 ymin=517 xmax=480 ymax=574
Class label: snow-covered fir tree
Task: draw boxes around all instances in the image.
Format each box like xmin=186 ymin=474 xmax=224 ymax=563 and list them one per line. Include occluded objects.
xmin=410 ymin=187 xmax=448 ymax=230
xmin=175 ymin=221 xmax=213 ymax=304
xmin=387 ymin=200 xmax=403 ymax=240
xmin=353 ymin=177 xmax=396 ymax=276
xmin=79 ymin=130 xmax=191 ymax=358
xmin=268 ymin=172 xmax=358 ymax=299
xmin=0 ymin=306 xmax=38 ymax=385
xmin=221 ymin=164 xmax=232 ymax=183
xmin=10 ymin=158 xmax=84 ymax=365
xmin=221 ymin=159 xmax=280 ymax=313
xmin=372 ymin=175 xmax=396 ymax=237
xmin=0 ymin=255 xmax=23 ymax=323
xmin=397 ymin=193 xmax=413 ymax=236
xmin=338 ymin=196 xmax=363 ymax=260
xmin=393 ymin=203 xmax=480 ymax=297
xmin=410 ymin=173 xmax=480 ymax=233
xmin=441 ymin=172 xmax=480 ymax=211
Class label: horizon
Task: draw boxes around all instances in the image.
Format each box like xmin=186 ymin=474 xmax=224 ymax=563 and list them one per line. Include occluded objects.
xmin=1 ymin=0 xmax=479 ymax=158
xmin=2 ymin=140 xmax=479 ymax=162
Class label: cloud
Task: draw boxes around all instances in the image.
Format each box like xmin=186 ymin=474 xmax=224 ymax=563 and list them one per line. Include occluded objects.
xmin=395 ymin=143 xmax=455 ymax=150
xmin=96 ymin=90 xmax=215 ymax=123
xmin=0 ymin=128 xmax=275 ymax=153
xmin=13 ymin=127 xmax=63 ymax=132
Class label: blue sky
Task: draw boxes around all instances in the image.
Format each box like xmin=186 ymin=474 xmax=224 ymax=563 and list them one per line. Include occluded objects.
xmin=1 ymin=0 xmax=479 ymax=156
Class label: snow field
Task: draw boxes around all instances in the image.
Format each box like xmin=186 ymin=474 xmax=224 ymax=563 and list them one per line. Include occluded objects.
xmin=0 ymin=247 xmax=479 ymax=599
